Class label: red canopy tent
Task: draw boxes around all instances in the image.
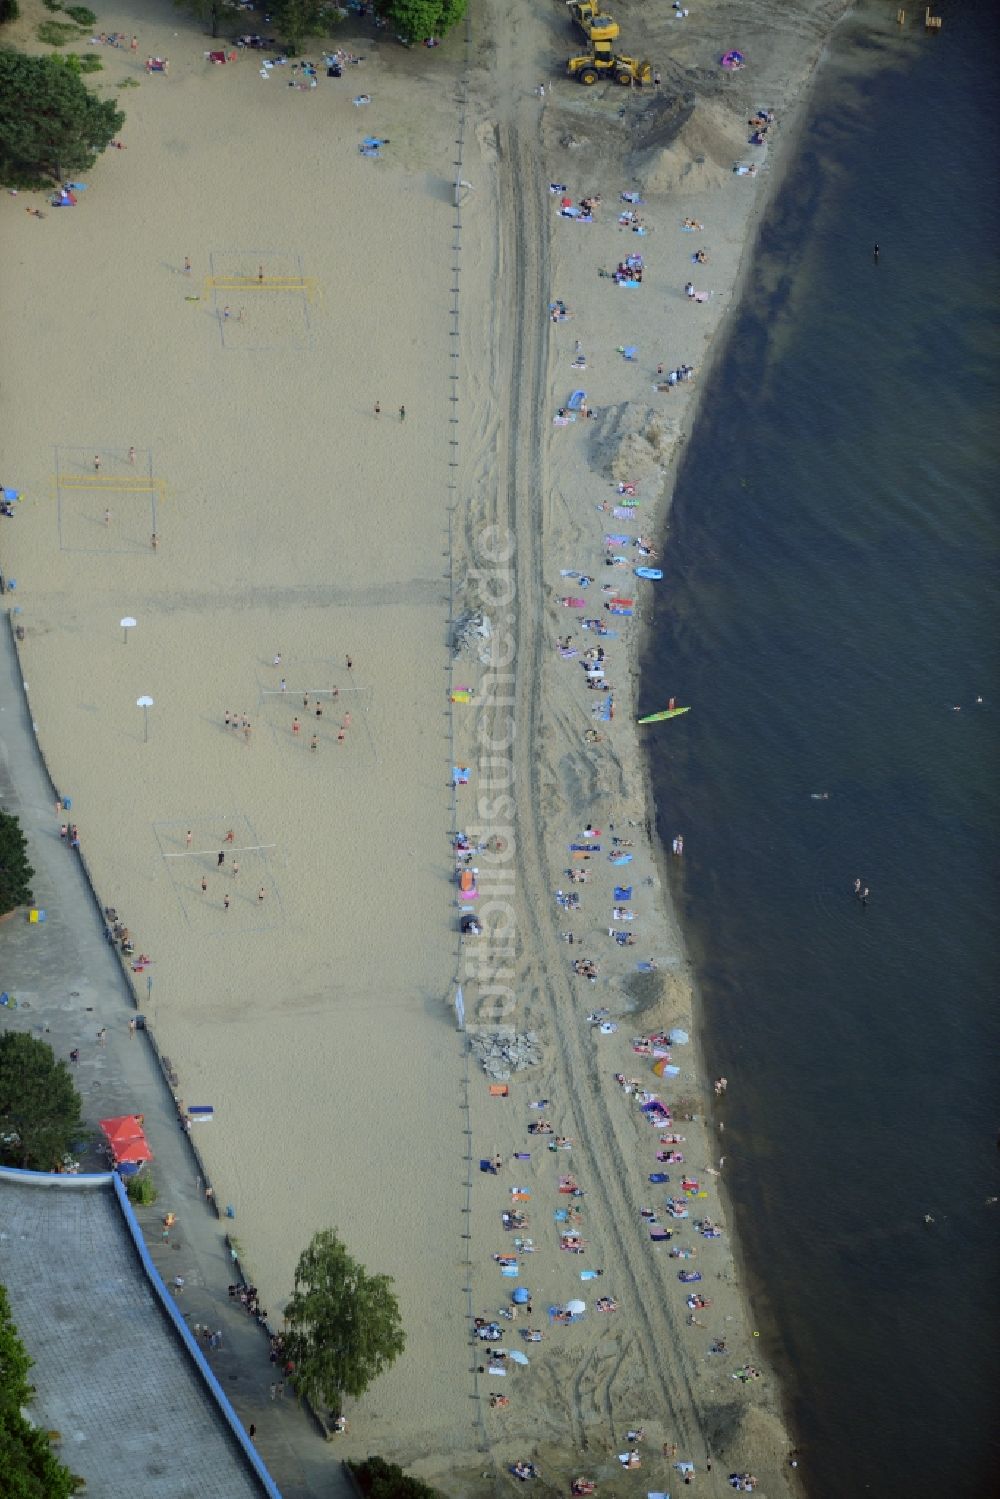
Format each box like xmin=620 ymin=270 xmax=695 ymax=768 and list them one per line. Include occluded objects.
xmin=99 ymin=1114 xmax=153 ymax=1164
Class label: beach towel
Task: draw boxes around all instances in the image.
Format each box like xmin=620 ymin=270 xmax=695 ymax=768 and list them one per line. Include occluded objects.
xmin=649 ymin=1172 xmax=670 ymax=1184
xmin=616 ymin=279 xmax=641 ymax=289
xmin=613 ymin=507 xmax=639 ymax=520
xmin=501 ymin=1265 xmax=519 ymax=1278
xmin=595 ymin=697 xmax=614 ymax=721
xmin=614 ymin=886 xmax=633 ymax=901
xmin=605 ymin=534 xmax=632 ymax=545
xmin=621 ymin=346 xmax=638 ymax=360
xmin=567 ymin=390 xmax=586 ymax=411
xmin=580 ymin=1269 xmax=601 ymax=1280
xmin=650 ymin=1228 xmax=670 ymax=1241
xmin=570 ymin=844 xmax=600 ymax=853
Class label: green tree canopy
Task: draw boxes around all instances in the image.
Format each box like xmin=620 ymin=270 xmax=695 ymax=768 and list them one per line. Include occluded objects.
xmin=0 ymin=1285 xmax=77 ymax=1498
xmin=284 ymin=1228 xmax=405 ymax=1415
xmin=0 ymin=49 xmax=123 ymax=189
xmin=0 ymin=1033 xmax=84 ymax=1170
xmin=379 ymin=0 xmax=467 ymax=43
xmin=346 ymin=1456 xmax=444 ymax=1499
xmin=272 ymin=0 xmax=340 ymax=53
xmin=172 ymin=0 xmax=243 ymax=41
xmin=0 ymin=810 xmax=34 ymax=916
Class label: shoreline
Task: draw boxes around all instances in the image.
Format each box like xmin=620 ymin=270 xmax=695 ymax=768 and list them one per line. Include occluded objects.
xmin=445 ymin=0 xmax=855 ymax=1489
xmin=627 ymin=12 xmax=855 ymax=1485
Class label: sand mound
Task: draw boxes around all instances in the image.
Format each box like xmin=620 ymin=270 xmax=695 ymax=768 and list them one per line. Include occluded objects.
xmin=635 ymin=98 xmax=744 ymax=196
xmin=594 ymin=405 xmax=677 ymax=486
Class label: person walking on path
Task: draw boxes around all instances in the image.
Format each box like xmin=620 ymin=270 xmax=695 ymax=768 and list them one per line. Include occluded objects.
xmin=128 ymin=445 xmax=136 ymax=465
xmin=217 ymin=850 xmax=225 ymax=867
xmin=292 ymin=716 xmax=301 ymax=738
xmin=183 ymin=256 xmax=191 ymax=275
xmin=128 ymin=1017 xmax=136 ymax=1038
xmin=94 ymin=453 xmax=101 ymax=472
xmin=224 ymin=894 xmax=230 ymax=911
xmin=232 ymin=860 xmax=240 ymax=879
xmin=151 ymin=532 xmax=159 ymax=550
xmin=310 ymin=733 xmax=318 ymax=752
xmin=186 ymin=830 xmax=193 ymax=847
xmin=374 ymin=400 xmax=381 ymax=417
xmin=258 ymin=887 xmax=266 ymax=903
xmin=104 ymin=507 xmax=111 ymax=526
xmin=399 ymin=404 xmax=406 ymax=422
xmin=201 ymin=877 xmax=208 ymax=894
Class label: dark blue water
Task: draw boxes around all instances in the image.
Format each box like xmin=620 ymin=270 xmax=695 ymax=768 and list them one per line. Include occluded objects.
xmin=641 ymin=7 xmax=1000 ymax=1495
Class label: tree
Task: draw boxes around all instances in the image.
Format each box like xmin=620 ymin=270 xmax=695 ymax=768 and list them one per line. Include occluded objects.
xmin=284 ymin=1229 xmax=405 ymax=1415
xmin=172 ymin=0 xmax=243 ymax=41
xmin=0 ymin=1285 xmax=78 ymax=1499
xmin=0 ymin=811 xmax=34 ymax=916
xmin=379 ymin=0 xmax=467 ymax=43
xmin=346 ymin=1457 xmax=444 ymax=1499
xmin=0 ymin=1033 xmax=83 ymax=1171
xmin=0 ymin=50 xmax=123 ymax=189
xmin=272 ymin=0 xmax=338 ymax=54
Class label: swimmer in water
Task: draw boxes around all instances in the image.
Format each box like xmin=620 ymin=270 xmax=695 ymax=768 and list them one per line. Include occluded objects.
xmin=810 ymin=792 xmax=830 ymax=800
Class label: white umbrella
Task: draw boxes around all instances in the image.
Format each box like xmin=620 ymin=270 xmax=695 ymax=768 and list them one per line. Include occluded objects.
xmin=565 ymin=1299 xmax=586 ymax=1314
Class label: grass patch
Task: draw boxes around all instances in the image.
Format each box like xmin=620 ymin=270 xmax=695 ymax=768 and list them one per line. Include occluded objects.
xmin=42 ymin=0 xmax=62 ymax=10
xmin=63 ymin=4 xmax=97 ymax=21
xmin=59 ymin=50 xmax=102 ymax=72
xmin=126 ymin=1172 xmax=157 ymax=1206
xmin=37 ymin=18 xmax=85 ymax=44
xmin=117 ymin=75 xmax=140 ymax=87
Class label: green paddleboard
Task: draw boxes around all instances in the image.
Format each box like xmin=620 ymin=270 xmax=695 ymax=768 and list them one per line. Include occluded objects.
xmin=637 ymin=706 xmax=691 ymax=724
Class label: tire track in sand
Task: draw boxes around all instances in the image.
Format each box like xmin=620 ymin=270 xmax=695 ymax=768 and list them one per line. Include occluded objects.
xmin=484 ymin=118 xmax=708 ymax=1458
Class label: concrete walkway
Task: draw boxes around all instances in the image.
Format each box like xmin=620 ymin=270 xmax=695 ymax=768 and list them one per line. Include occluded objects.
xmin=0 ymin=634 xmax=347 ymax=1499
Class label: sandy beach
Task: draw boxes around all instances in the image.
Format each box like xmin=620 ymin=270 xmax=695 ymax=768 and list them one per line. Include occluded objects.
xmin=2 ymin=0 xmax=847 ymax=1491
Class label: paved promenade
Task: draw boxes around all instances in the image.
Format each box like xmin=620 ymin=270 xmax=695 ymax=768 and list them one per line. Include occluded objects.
xmin=0 ymin=634 xmax=347 ymax=1499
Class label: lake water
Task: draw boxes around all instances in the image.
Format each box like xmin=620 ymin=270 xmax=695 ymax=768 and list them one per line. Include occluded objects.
xmin=640 ymin=6 xmax=1000 ymax=1494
